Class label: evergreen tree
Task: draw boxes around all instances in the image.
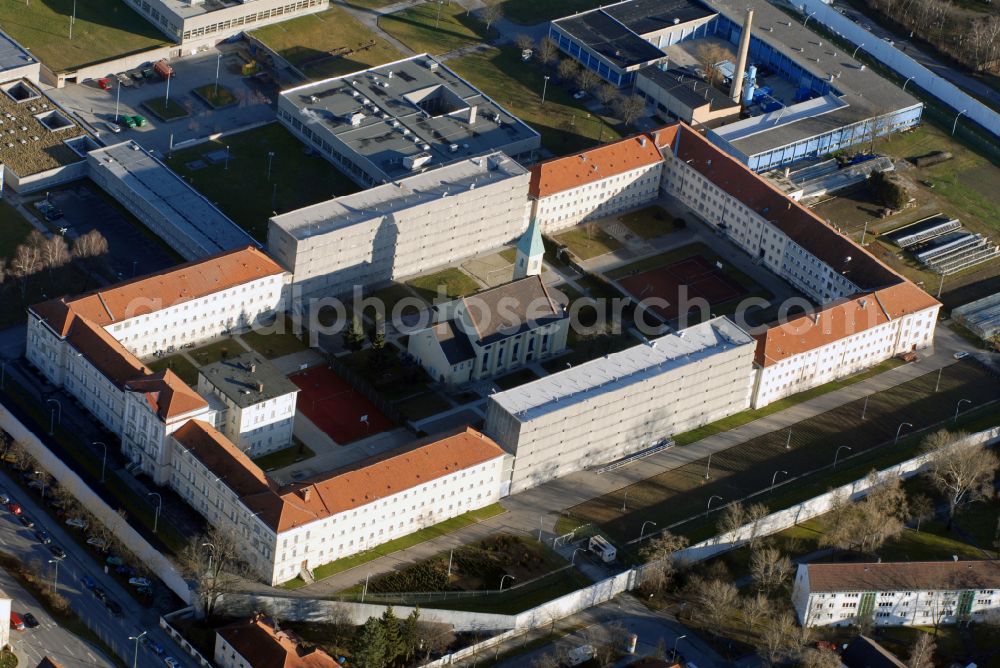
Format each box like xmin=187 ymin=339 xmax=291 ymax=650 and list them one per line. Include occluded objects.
xmin=351 ymin=616 xmax=387 ymax=668
xmin=402 ymin=608 xmax=421 ymax=662
xmin=342 ymin=316 xmax=365 ymax=352
xmin=382 ymin=606 xmax=403 ymax=665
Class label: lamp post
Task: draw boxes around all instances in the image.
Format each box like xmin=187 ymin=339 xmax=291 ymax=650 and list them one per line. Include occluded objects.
xmin=94 ymin=441 xmax=107 ymax=483
xmin=834 ymin=445 xmax=852 ymax=468
xmin=770 ymin=470 xmax=788 ymax=492
xmin=704 ymin=451 xmax=713 ymax=480
xmin=672 ymin=635 xmax=687 ymax=662
xmin=148 ymin=492 xmax=162 ymax=534
xmin=500 ymin=574 xmax=515 ymax=591
xmin=115 ymin=81 xmax=122 ymax=123
xmin=640 ymin=520 xmax=657 ymax=540
xmin=48 ymin=556 xmax=63 ymax=592
xmin=902 ymin=76 xmax=915 ymax=91
xmin=541 ymin=75 xmax=550 ymax=104
xmin=934 ymin=367 xmax=943 ymax=393
xmin=852 ymin=43 xmax=865 ymax=59
xmin=861 ymin=394 xmax=869 ymax=420
xmin=621 ymin=490 xmax=629 ymax=513
xmin=785 ymin=428 xmax=793 ymax=449
xmin=266 ymin=151 xmax=275 ymax=181
xmin=202 ymin=542 xmax=217 ymax=579
xmin=362 ymin=572 xmax=371 ymax=602
xmin=224 ymin=145 xmax=230 ymax=171
xmin=69 ymin=0 xmax=76 ymax=39
xmin=215 ymin=51 xmax=222 ymax=97
xmin=952 ymin=109 xmax=967 ymax=136
xmin=707 ymin=495 xmax=722 ymax=512
xmin=129 ymin=630 xmax=147 ymax=668
xmin=165 ymin=69 xmax=172 ymax=108
xmin=895 ymin=422 xmax=913 ymax=444
xmin=803 ymin=11 xmax=816 ymax=27
xmin=46 ymin=398 xmax=61 ymax=435
xmin=571 ymin=548 xmax=586 ymax=566
xmin=954 ymin=399 xmax=971 ymax=423
xmin=0 ymin=357 xmax=7 ymax=390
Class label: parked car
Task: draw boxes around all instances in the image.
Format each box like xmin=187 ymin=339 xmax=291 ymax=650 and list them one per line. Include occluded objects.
xmin=18 ymin=515 xmax=34 ymax=528
xmin=954 ymin=351 xmax=970 ymax=360
xmin=92 ymin=586 xmax=107 ymax=602
xmin=97 ymin=78 xmax=112 ymax=91
xmin=48 ymin=545 xmax=66 ymax=558
xmin=164 ymin=657 xmax=182 ymax=668
xmin=120 ymin=116 xmax=137 ymax=129
xmin=102 ymin=121 xmax=121 ymax=134
xmin=9 ymin=612 xmax=24 ymax=631
xmin=572 ymin=90 xmax=587 ymax=99
xmin=86 ymin=536 xmax=109 ymax=551
xmin=0 ymin=493 xmax=9 ymax=504
xmin=129 ymin=577 xmax=151 ymax=588
xmin=106 ymin=555 xmax=124 ymax=566
xmin=23 ymin=613 xmax=38 ymax=628
xmin=136 ymin=585 xmax=154 ymax=596
xmin=104 ymin=600 xmax=122 ymax=617
xmin=66 ymin=517 xmax=88 ymax=529
xmin=33 ymin=530 xmax=51 ymax=545
xmin=147 ymin=640 xmax=165 ymax=655
xmin=7 ymin=502 xmax=22 ymax=515
xmin=80 ymin=575 xmax=96 ymax=590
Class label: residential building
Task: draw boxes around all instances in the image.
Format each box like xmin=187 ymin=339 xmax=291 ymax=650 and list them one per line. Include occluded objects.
xmin=792 ymin=561 xmax=1000 ymax=628
xmin=25 ymin=247 xmax=287 ymax=484
xmin=485 ymin=317 xmax=756 ymax=493
xmin=277 ymin=55 xmax=539 ymax=188
xmin=407 ymin=274 xmax=570 ymax=385
xmin=87 ymin=141 xmax=258 ymax=261
xmin=268 ymin=153 xmax=530 ymax=300
xmin=529 ymin=133 xmax=666 ymax=233
xmin=122 ymin=0 xmax=328 ymax=46
xmin=169 ymin=422 xmax=507 ymax=585
xmin=197 ymin=352 xmax=299 ymax=457
xmin=215 ymin=614 xmax=340 ymax=668
xmin=549 ymin=0 xmax=718 ymax=87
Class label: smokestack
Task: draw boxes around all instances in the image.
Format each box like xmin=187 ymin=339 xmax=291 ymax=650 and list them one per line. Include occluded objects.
xmin=730 ymin=8 xmax=754 ymax=103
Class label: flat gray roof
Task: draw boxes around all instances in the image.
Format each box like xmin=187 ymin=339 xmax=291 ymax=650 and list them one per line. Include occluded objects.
xmin=270 ymin=152 xmax=526 ymax=238
xmin=638 ymin=63 xmax=737 ymax=111
xmin=0 ymin=29 xmax=36 ymax=74
xmin=281 ymin=55 xmax=539 ymax=182
xmin=491 ymin=317 xmax=754 ymax=422
xmin=199 ymin=351 xmax=299 ymax=408
xmin=702 ymin=0 xmax=921 ymax=156
xmin=87 ymin=141 xmax=258 ymax=256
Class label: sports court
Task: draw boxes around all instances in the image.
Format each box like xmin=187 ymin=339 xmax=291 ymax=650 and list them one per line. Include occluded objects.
xmin=290 ymin=366 xmax=394 ymax=444
xmin=618 ymin=255 xmax=748 ymax=320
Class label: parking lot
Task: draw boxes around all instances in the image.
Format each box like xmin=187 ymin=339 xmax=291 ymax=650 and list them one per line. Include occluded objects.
xmin=48 ymin=46 xmax=279 ymax=155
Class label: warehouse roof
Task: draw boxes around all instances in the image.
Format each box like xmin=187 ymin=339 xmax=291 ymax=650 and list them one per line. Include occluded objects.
xmin=491 ymin=317 xmax=753 ymax=421
xmin=529 ymin=132 xmax=666 ymax=198
xmin=280 ymin=55 xmax=539 ymax=182
xmin=0 ymin=29 xmax=36 ymax=76
xmin=802 ymin=561 xmax=1000 ymax=593
xmin=952 ymin=292 xmax=1000 ymax=340
xmin=637 ymin=63 xmax=738 ymax=113
xmin=87 ymin=141 xmax=258 ymax=259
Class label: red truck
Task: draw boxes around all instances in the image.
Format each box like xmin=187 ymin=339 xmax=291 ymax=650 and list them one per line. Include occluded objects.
xmin=153 ymin=59 xmax=174 ymax=79
xmin=97 ymin=77 xmax=112 ymax=91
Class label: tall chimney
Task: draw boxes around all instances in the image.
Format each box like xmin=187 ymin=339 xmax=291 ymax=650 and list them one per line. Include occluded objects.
xmin=730 ymin=9 xmax=754 ymax=103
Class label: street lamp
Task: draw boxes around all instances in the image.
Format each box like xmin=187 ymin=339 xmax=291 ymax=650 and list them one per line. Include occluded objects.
xmin=571 ymin=548 xmax=586 ymax=566
xmin=834 ymin=445 xmax=852 ymax=468
xmin=46 ymin=398 xmax=61 ymax=435
xmin=672 ymin=635 xmax=687 ymax=662
xmin=202 ymin=542 xmax=217 ymax=577
xmin=803 ymin=11 xmax=816 ymax=27
xmin=785 ymin=428 xmax=793 ymax=449
xmin=266 ymin=151 xmax=275 ymax=182
xmin=215 ymin=51 xmax=222 ymax=97
xmin=902 ymin=76 xmax=915 ymax=91
xmin=770 ymin=470 xmax=788 ymax=492
xmin=148 ymin=492 xmax=162 ymax=534
xmin=115 ymin=80 xmax=122 ymax=123
xmin=621 ymin=489 xmax=629 ymax=512
xmin=224 ymin=145 xmax=230 ymax=171
xmin=704 ymin=451 xmax=713 ymax=480
xmin=952 ymin=109 xmax=967 ymax=136
xmin=707 ymin=495 xmax=722 ymax=511
xmin=129 ymin=630 xmax=148 ymax=668
xmin=69 ymin=0 xmax=76 ymax=39
xmin=852 ymin=43 xmax=865 ymax=59
xmin=48 ymin=557 xmax=63 ymax=592
xmin=541 ymin=75 xmax=550 ymax=104
xmin=639 ymin=520 xmax=657 ymax=540
xmin=954 ymin=399 xmax=971 ymax=423
xmin=500 ymin=574 xmax=515 ymax=591
xmin=895 ymin=422 xmax=913 ymax=444
xmin=94 ymin=441 xmax=108 ymax=483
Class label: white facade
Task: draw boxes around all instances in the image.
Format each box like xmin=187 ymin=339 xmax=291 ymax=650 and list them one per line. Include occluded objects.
xmin=197 ymin=373 xmax=297 ymax=456
xmin=793 ymin=563 xmax=1000 ymax=628
xmin=485 ymin=317 xmax=756 ymax=493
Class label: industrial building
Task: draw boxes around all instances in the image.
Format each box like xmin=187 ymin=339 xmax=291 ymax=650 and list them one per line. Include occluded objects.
xmin=268 ymin=152 xmax=530 ymax=300
xmin=277 ymin=55 xmax=540 ymax=188
xmin=485 ymin=317 xmax=757 ymax=493
xmin=953 ymin=293 xmax=1000 ymax=343
xmin=122 ymin=0 xmax=327 ymax=46
xmin=0 ymin=29 xmax=40 ymax=85
xmin=87 ymin=141 xmax=259 ymax=261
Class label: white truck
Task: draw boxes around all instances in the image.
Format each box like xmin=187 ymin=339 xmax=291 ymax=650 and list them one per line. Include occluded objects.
xmin=588 ymin=535 xmax=617 ymax=563
xmin=564 ymin=644 xmax=594 ymax=666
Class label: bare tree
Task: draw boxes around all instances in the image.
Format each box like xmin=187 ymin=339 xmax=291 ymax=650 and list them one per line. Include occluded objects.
xmin=739 ymin=591 xmax=771 ymax=635
xmin=178 ymin=524 xmax=252 ymax=619
xmin=515 ymin=34 xmax=535 ymax=52
xmin=615 ymin=94 xmax=647 ymax=127
xmin=481 ymin=3 xmax=503 ymax=32
xmin=557 ymin=58 xmax=579 ymax=82
xmin=9 ymin=243 xmax=43 ymax=298
xmin=697 ymin=43 xmax=734 ymax=87
xmin=745 ymin=502 xmax=770 ymax=549
xmin=41 ymin=235 xmax=70 ymax=275
xmin=72 ymin=229 xmax=109 ymax=264
xmin=907 ymin=632 xmax=936 ymax=668
xmin=923 ymin=430 xmax=999 ymax=527
xmin=537 ymin=38 xmax=559 ymax=67
xmin=6 ymin=440 xmax=35 ymax=472
xmin=639 ymin=531 xmax=688 ymax=594
xmin=685 ymin=576 xmax=739 ymax=631
xmin=800 ymin=647 xmax=842 ymax=668
xmin=575 ymin=68 xmax=601 ymax=94
xmin=757 ymin=611 xmax=805 ymax=666
xmin=750 ymin=546 xmax=792 ymax=593
xmin=821 ymin=474 xmax=908 ymax=553
xmin=595 ymin=83 xmax=620 ymax=108
xmin=908 ymin=493 xmax=934 ymax=531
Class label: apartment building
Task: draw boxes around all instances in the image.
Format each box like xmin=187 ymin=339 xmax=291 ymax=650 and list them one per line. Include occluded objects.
xmin=215 ymin=615 xmax=340 ymax=668
xmin=529 ymin=133 xmax=666 ymax=234
xmin=793 ymin=561 xmax=1000 ymax=628
xmin=485 ymin=317 xmax=756 ymax=493
xmin=169 ymin=421 xmax=506 ymax=585
xmin=25 ymin=247 xmax=288 ymax=484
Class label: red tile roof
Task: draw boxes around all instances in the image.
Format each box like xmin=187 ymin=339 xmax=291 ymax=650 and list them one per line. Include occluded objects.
xmin=217 ymin=617 xmax=341 ymax=668
xmin=529 ymin=131 xmax=666 ymax=198
xmin=805 ymin=561 xmax=1000 ymax=593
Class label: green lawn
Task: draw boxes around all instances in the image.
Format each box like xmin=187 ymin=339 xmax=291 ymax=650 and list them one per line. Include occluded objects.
xmin=497 ymin=0 xmax=606 ymax=25
xmin=146 ymin=354 xmax=200 ymax=386
xmin=240 ymin=329 xmax=309 ymax=359
xmin=361 ymin=283 xmax=427 ymax=322
xmin=251 ymin=6 xmax=404 ymax=80
xmin=253 ymin=440 xmax=316 ymax=471
xmin=406 ymin=268 xmax=481 ymax=301
xmin=396 ymin=391 xmax=451 ymax=421
xmin=0 ymin=201 xmax=34 ymax=259
xmin=283 ymin=503 xmax=507 ymax=588
xmin=0 ymin=0 xmax=168 ymax=72
xmin=142 ymin=97 xmax=190 ymax=122
xmin=619 ymin=206 xmax=684 ymax=240
xmin=553 ymin=226 xmax=623 ymax=260
xmin=167 ymin=123 xmax=360 ymax=242
xmin=379 ymin=1 xmax=493 ymax=55
xmin=191 ymin=84 xmax=237 ymax=109
xmin=449 ymin=46 xmax=621 ymax=154
xmin=188 ymin=338 xmax=249 ymax=367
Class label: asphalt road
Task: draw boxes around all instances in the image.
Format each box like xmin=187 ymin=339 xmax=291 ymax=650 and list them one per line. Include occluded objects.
xmin=0 ymin=465 xmax=191 ymax=668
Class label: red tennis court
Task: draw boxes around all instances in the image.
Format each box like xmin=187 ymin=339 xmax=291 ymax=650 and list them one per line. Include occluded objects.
xmin=290 ymin=366 xmax=394 ymax=444
xmin=618 ymin=254 xmax=748 ymax=321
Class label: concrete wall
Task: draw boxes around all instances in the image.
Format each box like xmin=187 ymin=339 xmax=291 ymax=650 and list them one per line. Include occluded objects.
xmin=0 ymin=403 xmax=192 ymax=603
xmin=4 ymin=159 xmax=88 ymax=194
xmin=797 ymin=0 xmax=1000 ymax=140
xmin=40 ymin=44 xmax=185 ymax=89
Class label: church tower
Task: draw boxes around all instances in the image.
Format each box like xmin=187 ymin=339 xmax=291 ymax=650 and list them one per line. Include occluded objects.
xmin=513 ymin=217 xmax=544 ymax=280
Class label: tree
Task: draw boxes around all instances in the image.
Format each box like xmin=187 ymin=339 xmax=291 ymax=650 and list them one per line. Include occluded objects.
xmin=418 ymin=622 xmax=455 ymax=662
xmin=401 ymin=608 xmax=421 ymax=663
xmin=758 ymin=611 xmax=805 ymax=666
xmin=575 ymin=67 xmax=601 ymax=94
xmin=639 ymin=531 xmax=688 ymax=594
xmin=615 ymin=94 xmax=647 ymax=127
xmin=557 ymin=58 xmax=579 ymax=82
xmin=515 ymin=34 xmax=535 ymax=52
xmin=717 ymin=502 xmax=746 ymax=535
xmin=740 ymin=591 xmax=771 ymax=635
xmin=178 ymin=524 xmax=251 ymax=619
xmin=696 ymin=43 xmax=734 ymax=87
xmin=799 ymin=647 xmax=842 ymax=668
xmin=9 ymin=243 xmax=42 ymax=298
xmin=342 ymin=316 xmax=365 ymax=352
xmin=41 ymin=235 xmax=70 ymax=275
xmin=482 ymin=3 xmax=503 ymax=31
xmin=820 ymin=474 xmax=908 ymax=553
xmin=684 ymin=576 xmax=738 ymax=631
xmin=72 ymin=230 xmax=109 ymax=288
xmin=907 ymin=632 xmax=936 ymax=668
xmin=368 ymin=319 xmax=387 ymax=370
xmin=595 ymin=83 xmax=620 ymax=108
xmin=923 ymin=429 xmax=999 ymax=527
xmin=381 ymin=606 xmax=403 ymax=665
xmin=750 ymin=547 xmax=792 ymax=593
xmin=537 ymin=38 xmax=559 ymax=67
xmin=868 ymin=170 xmax=909 ymax=210
xmin=908 ymin=493 xmax=934 ymax=531
xmin=352 ymin=616 xmax=388 ymax=668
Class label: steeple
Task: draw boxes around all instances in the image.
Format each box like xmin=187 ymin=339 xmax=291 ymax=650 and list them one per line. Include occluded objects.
xmin=513 ymin=217 xmax=544 ymax=279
